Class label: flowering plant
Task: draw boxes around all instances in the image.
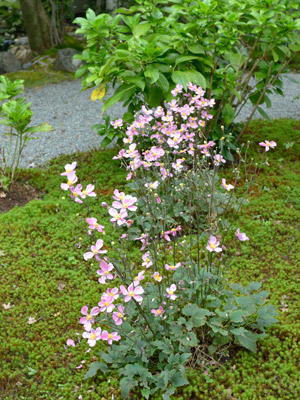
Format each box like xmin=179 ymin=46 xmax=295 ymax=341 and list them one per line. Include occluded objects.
xmin=61 ymin=85 xmax=277 ymax=399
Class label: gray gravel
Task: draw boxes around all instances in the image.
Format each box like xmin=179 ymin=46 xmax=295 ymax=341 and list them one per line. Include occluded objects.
xmin=0 ymin=73 xmax=299 ymax=169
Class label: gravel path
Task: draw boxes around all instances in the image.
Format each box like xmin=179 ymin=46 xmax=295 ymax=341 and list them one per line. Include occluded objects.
xmin=0 ymin=73 xmax=299 ymax=168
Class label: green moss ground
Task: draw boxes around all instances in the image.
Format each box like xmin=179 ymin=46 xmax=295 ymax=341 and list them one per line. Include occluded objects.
xmin=1 ymin=119 xmax=300 ymax=399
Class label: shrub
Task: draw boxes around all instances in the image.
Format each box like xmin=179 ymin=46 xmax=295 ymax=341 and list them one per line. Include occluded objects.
xmin=0 ymin=76 xmax=53 ymax=191
xmin=60 ymin=85 xmax=278 ymax=399
xmin=74 ymin=0 xmax=300 ymax=158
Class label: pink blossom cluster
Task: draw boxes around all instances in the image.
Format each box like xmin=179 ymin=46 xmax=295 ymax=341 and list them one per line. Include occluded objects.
xmin=60 ymin=162 xmax=96 ymax=203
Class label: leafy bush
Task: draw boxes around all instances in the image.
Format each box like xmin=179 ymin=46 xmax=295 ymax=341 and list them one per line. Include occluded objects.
xmin=0 ymin=0 xmax=24 ymax=36
xmin=74 ymin=0 xmax=300 ymax=157
xmin=60 ymin=85 xmax=278 ymax=399
xmin=0 ymin=76 xmax=53 ymax=191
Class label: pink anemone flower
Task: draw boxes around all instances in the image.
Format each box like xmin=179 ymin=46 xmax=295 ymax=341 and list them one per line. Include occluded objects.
xmin=112 ymin=305 xmax=126 ymax=326
xmin=133 ymin=270 xmax=145 ymax=286
xmin=81 ymin=184 xmax=96 ymax=198
xmin=61 ymin=162 xmax=77 ymax=176
xmin=120 ymin=283 xmax=144 ymax=303
xmin=101 ymin=330 xmax=121 ymax=345
xmin=83 ymin=239 xmax=107 ymax=261
xmin=112 ymin=195 xmax=138 ymax=212
xmin=80 ymin=306 xmax=100 ymax=331
xmin=206 ymin=235 xmax=222 ymax=253
xmin=235 ymin=228 xmax=249 ymax=241
xmin=97 ymin=260 xmax=114 ymax=284
xmin=82 ymin=327 xmax=101 ymax=347
xmin=98 ymin=296 xmax=115 ymax=313
xmin=166 ymin=284 xmax=177 ymax=300
xmin=86 ymin=217 xmax=105 ymax=233
xmin=109 ymin=208 xmax=128 ymax=225
xmin=222 ymin=178 xmax=234 ymax=191
xmin=259 ymin=140 xmax=277 ymax=152
xmin=70 ymin=184 xmax=83 ymax=203
xmin=61 ymin=171 xmax=78 ymax=191
xmin=165 ymin=262 xmax=181 ymax=271
xmin=151 ymin=306 xmax=165 ymax=317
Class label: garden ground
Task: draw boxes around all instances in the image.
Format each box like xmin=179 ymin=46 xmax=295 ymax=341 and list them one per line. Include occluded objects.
xmin=1 ymin=119 xmax=300 ymax=399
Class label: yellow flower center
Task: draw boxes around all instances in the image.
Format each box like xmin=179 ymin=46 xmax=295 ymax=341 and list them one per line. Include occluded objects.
xmin=93 ymin=249 xmax=98 ymax=255
xmin=67 ymin=180 xmax=73 ymax=186
xmin=90 ymin=333 xmax=96 ymax=340
xmin=108 ymin=334 xmax=113 ymax=339
xmin=115 ymin=214 xmax=121 ymax=220
xmin=128 ymin=291 xmax=135 ymax=297
xmin=95 ymin=223 xmax=99 ymax=228
xmin=157 ymin=309 xmax=162 ymax=314
xmin=119 ymin=195 xmax=124 ymax=200
xmin=168 ymin=290 xmax=174 ymax=295
xmin=266 ymin=141 xmax=270 ymax=146
xmin=146 ymin=258 xmax=150 ymax=263
xmin=123 ymin=203 xmax=128 ymax=208
xmin=72 ymin=191 xmax=78 ymax=197
xmin=82 ymin=190 xmax=87 ymax=195
xmin=104 ymin=302 xmax=110 ymax=306
xmin=210 ymin=243 xmax=216 ymax=249
xmin=108 ymin=293 xmax=114 ymax=296
xmin=154 ymin=275 xmax=161 ymax=281
xmin=86 ymin=314 xmax=93 ymax=321
xmin=118 ymin=312 xmax=123 ymax=318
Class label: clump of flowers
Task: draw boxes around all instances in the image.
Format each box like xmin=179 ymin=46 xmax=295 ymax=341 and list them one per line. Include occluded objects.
xmin=60 ymin=84 xmax=277 ymax=399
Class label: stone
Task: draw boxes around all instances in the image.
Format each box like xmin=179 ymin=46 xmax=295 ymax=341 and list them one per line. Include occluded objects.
xmin=15 ymin=36 xmax=29 ymax=46
xmin=10 ymin=45 xmax=33 ymax=64
xmin=54 ymin=48 xmax=81 ymax=73
xmin=0 ymin=52 xmax=21 ymax=74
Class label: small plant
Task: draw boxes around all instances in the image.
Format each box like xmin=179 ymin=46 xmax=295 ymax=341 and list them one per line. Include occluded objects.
xmin=0 ymin=75 xmax=53 ymax=192
xmin=60 ymin=85 xmax=278 ymax=399
xmin=74 ymin=0 xmax=300 ymax=157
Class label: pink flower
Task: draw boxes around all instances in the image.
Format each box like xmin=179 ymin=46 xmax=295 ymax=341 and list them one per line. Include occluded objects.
xmin=144 ymin=146 xmax=165 ymax=162
xmin=113 ymin=189 xmax=125 ymax=201
xmin=81 ymin=184 xmax=96 ymax=198
xmin=154 ymin=106 xmax=165 ymax=118
xmin=235 ymin=228 xmax=249 ymax=241
xmin=82 ymin=327 xmax=101 ymax=347
xmin=135 ymin=233 xmax=149 ymax=250
xmin=70 ymin=184 xmax=83 ymax=203
xmin=61 ymin=162 xmax=77 ymax=176
xmin=151 ymin=306 xmax=165 ymax=317
xmin=109 ymin=208 xmax=128 ymax=225
xmin=152 ymin=271 xmax=163 ymax=282
xmin=83 ymin=239 xmax=107 ymax=261
xmin=113 ymin=149 xmax=125 ymax=160
xmin=124 ymin=143 xmax=140 ymax=159
xmin=86 ymin=217 xmax=105 ymax=233
xmin=120 ymin=283 xmax=144 ymax=303
xmin=98 ymin=295 xmax=115 ymax=313
xmin=259 ymin=140 xmax=277 ymax=152
xmin=206 ymin=235 xmax=222 ymax=253
xmin=101 ymin=330 xmax=121 ymax=345
xmin=133 ymin=270 xmax=145 ymax=286
xmin=141 ymin=105 xmax=153 ymax=115
xmin=163 ymin=226 xmax=181 ymax=241
xmin=103 ymin=287 xmax=119 ymax=301
xmin=112 ymin=195 xmax=138 ymax=212
xmin=80 ymin=306 xmax=100 ymax=331
xmin=145 ymin=181 xmax=159 ymax=189
xmin=222 ymin=178 xmax=234 ymax=191
xmin=112 ymin=305 xmax=125 ymax=326
xmin=66 ymin=338 xmax=75 ymax=347
xmin=61 ymin=171 xmax=78 ymax=191
xmin=166 ymin=284 xmax=177 ymax=300
xmin=97 ymin=260 xmax=114 ymax=284
xmin=172 ymin=158 xmax=184 ymax=172
xmin=171 ymin=84 xmax=183 ymax=97
xmin=111 ymin=118 xmax=123 ymax=129
xmin=165 ymin=262 xmax=181 ymax=271
xmin=214 ymin=154 xmax=226 ymax=166
xmin=142 ymin=252 xmax=152 ymax=268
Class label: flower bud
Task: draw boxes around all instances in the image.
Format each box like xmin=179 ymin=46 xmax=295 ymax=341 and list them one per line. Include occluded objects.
xmin=101 ymin=202 xmax=108 ymax=208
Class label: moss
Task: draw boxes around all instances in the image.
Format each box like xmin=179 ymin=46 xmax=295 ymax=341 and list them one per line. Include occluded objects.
xmin=4 ymin=69 xmax=75 ymax=89
xmin=1 ymin=121 xmax=300 ymax=398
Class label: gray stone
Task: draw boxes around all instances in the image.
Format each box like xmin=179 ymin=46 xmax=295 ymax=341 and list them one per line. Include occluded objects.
xmin=15 ymin=36 xmax=29 ymax=46
xmin=54 ymin=48 xmax=81 ymax=73
xmin=22 ymin=62 xmax=33 ymax=70
xmin=0 ymin=52 xmax=21 ymax=73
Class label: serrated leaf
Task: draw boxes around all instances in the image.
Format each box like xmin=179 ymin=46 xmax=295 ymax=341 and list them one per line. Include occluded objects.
xmin=91 ymin=85 xmax=106 ymax=101
xmin=84 ymin=362 xmax=107 ymax=379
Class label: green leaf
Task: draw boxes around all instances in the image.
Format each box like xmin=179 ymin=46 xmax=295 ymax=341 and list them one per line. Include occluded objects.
xmin=171 ymin=372 xmax=189 ymax=387
xmin=257 ymin=106 xmax=272 ymax=122
xmin=24 ymin=123 xmax=53 ymax=134
xmin=175 ymin=55 xmax=200 ymax=66
xmin=133 ymin=22 xmax=151 ymax=37
xmin=120 ymin=377 xmax=136 ymax=398
xmin=222 ymin=103 xmax=235 ymax=125
xmin=233 ymin=329 xmax=257 ymax=352
xmin=141 ymin=388 xmax=151 ymax=399
xmin=188 ymin=44 xmax=205 ymax=54
xmin=172 ymin=70 xmax=206 ymax=90
xmin=157 ymin=73 xmax=170 ymax=93
xmin=230 ymin=310 xmax=244 ymax=323
xmin=144 ymin=65 xmax=160 ymax=84
xmin=102 ymin=84 xmax=136 ymax=112
xmin=84 ymin=362 xmax=107 ymax=379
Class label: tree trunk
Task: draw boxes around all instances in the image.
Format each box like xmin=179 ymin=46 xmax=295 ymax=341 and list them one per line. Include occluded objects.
xmin=20 ymin=0 xmax=51 ymax=54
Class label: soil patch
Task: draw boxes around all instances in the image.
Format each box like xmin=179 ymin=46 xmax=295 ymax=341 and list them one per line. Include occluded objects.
xmin=0 ymin=181 xmax=43 ymax=213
